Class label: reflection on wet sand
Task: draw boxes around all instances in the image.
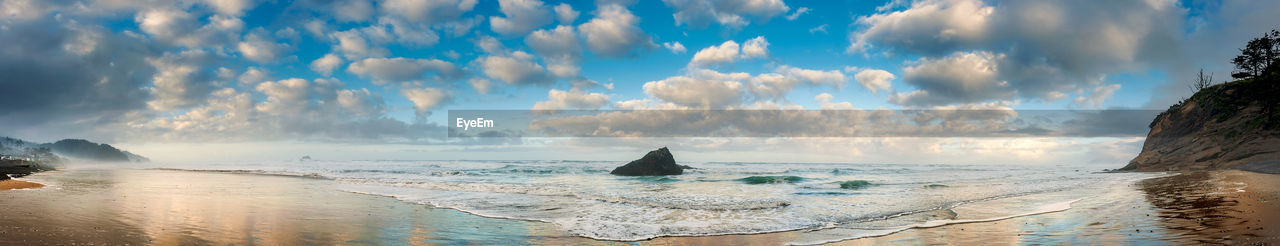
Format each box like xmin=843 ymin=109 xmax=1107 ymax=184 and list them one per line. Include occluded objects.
xmin=2 ymin=169 xmax=1277 ymax=245
xmin=1137 ymin=170 xmax=1280 ymax=244
xmin=797 ymin=170 xmax=1280 ymax=245
xmin=0 ymin=169 xmax=595 ymax=245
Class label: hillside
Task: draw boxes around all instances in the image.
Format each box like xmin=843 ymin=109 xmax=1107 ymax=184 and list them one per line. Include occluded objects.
xmin=0 ymin=137 xmax=148 ymax=163
xmin=42 ymin=139 xmax=149 ymax=162
xmin=0 ymin=137 xmax=61 ymax=163
xmin=1121 ymin=73 xmax=1280 ymax=173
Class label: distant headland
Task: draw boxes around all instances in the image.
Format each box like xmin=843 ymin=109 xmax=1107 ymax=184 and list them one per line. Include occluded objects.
xmin=1 ymin=136 xmax=148 ymax=179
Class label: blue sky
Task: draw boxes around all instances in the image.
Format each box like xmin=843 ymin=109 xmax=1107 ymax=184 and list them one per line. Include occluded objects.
xmin=206 ymin=0 xmax=1158 ymax=120
xmin=1 ymin=0 xmax=1277 ymax=163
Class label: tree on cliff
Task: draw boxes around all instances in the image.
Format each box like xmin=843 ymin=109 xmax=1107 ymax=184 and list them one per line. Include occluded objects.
xmin=1190 ymin=69 xmax=1213 ymax=92
xmin=1231 ymin=29 xmax=1280 ymax=79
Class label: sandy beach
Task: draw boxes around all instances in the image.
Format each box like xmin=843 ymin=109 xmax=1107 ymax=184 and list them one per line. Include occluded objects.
xmin=0 ymin=179 xmax=44 ymax=190
xmin=2 ymin=168 xmax=1276 ymax=245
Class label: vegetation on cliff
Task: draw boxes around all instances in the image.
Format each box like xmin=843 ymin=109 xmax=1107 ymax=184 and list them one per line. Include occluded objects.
xmin=1124 ymin=29 xmax=1280 ymax=173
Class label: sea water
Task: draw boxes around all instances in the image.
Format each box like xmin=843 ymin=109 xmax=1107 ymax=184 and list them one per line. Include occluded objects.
xmin=139 ymin=160 xmax=1159 ymax=242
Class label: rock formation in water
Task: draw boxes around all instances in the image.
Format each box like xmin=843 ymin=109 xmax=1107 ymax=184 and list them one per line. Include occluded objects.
xmin=610 ymin=147 xmax=687 ymax=176
xmin=1121 ymin=75 xmax=1280 ymax=173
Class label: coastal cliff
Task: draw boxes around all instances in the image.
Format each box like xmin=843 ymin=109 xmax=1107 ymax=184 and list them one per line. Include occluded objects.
xmin=1121 ymin=75 xmax=1280 ymax=173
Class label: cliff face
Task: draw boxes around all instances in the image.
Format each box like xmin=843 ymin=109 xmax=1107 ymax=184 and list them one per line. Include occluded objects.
xmin=1122 ymin=77 xmax=1280 ymax=173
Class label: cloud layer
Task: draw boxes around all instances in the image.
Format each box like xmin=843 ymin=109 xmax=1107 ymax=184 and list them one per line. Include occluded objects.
xmin=850 ymin=0 xmax=1189 ymax=107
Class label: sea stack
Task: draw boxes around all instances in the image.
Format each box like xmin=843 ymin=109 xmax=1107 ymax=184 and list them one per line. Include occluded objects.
xmin=610 ymin=147 xmax=686 ymax=176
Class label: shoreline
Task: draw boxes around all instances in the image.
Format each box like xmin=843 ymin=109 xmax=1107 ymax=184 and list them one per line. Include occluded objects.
xmin=148 ymin=166 xmax=1100 ymax=242
xmin=825 ymin=169 xmax=1280 ymax=245
xmin=2 ymin=168 xmax=1276 ymax=244
xmin=334 ymin=169 xmax=1128 ymax=243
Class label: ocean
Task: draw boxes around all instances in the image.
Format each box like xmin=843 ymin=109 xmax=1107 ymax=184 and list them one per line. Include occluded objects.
xmin=135 ymin=160 xmax=1160 ymax=243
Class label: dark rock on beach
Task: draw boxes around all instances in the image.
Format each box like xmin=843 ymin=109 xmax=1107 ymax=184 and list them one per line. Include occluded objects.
xmin=610 ymin=147 xmax=688 ymax=176
xmin=0 ymin=159 xmax=52 ymax=180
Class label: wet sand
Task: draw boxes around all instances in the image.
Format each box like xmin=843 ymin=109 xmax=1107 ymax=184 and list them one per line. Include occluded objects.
xmin=0 ymin=169 xmax=600 ymax=245
xmin=0 ymin=179 xmax=44 ymax=190
xmin=823 ymin=170 xmax=1280 ymax=245
xmin=2 ymin=168 xmax=1276 ymax=245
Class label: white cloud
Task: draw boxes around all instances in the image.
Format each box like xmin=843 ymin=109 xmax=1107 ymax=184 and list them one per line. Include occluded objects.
xmin=304 ymin=19 xmax=327 ymax=37
xmin=853 ymin=68 xmax=895 ymax=94
xmin=809 ymin=24 xmax=828 ymax=34
xmin=553 ymin=3 xmax=579 ymax=24
xmin=238 ymin=67 xmax=271 ymax=88
xmin=1073 ymin=84 xmax=1121 ymax=108
xmin=1 ymin=0 xmax=55 ymax=20
xmin=847 ymin=0 xmax=993 ymax=54
xmin=747 ymin=66 xmax=846 ymax=99
xmin=347 ymin=57 xmax=462 ymax=84
xmin=785 ymin=7 xmax=810 ymax=20
xmin=378 ymin=16 xmax=441 ymax=47
xmin=443 ymin=50 xmax=461 ymax=60
xmin=663 ymin=41 xmax=686 ymax=54
xmin=475 ymin=35 xmax=506 ymax=54
xmin=532 ymin=89 xmax=610 ymax=110
xmin=469 ymin=78 xmax=492 ymax=94
xmin=744 ymin=73 xmax=791 ymax=99
xmin=336 ymin=88 xmax=385 ymax=117
xmin=689 ymin=40 xmax=740 ymax=67
xmin=490 ymin=0 xmax=554 ymax=36
xmin=255 ymin=78 xmax=340 ymax=115
xmin=741 ymin=36 xmax=769 ymax=58
xmin=329 ymin=28 xmax=388 ymax=59
xmin=310 ymin=53 xmax=343 ymax=76
xmin=136 ymin=9 xmax=244 ymax=48
xmin=146 ymin=51 xmax=213 ymax=111
xmin=380 ymin=0 xmax=478 ymax=24
xmin=578 ymin=4 xmax=656 ymax=57
xmin=275 ymin=27 xmax=299 ymax=40
xmin=688 ymin=36 xmax=768 ymax=67
xmin=570 ymin=78 xmax=609 ymax=90
xmin=440 ymin=16 xmax=483 ymax=37
xmin=525 ymin=25 xmax=582 ymax=78
xmin=637 ymin=63 xmax=848 ymax=107
xmin=476 ymin=51 xmax=553 ymax=86
xmin=333 ymin=0 xmax=374 ymax=22
xmin=237 ymin=30 xmax=292 ymax=63
xmin=143 ymin=88 xmax=255 ymax=139
xmin=137 ymin=80 xmax=427 ymax=142
xmin=401 ymin=87 xmax=450 ymax=118
xmin=643 ymin=75 xmax=744 ymax=108
xmin=326 ymin=22 xmax=440 ymax=58
xmin=778 ymin=65 xmax=844 ymax=87
xmin=815 ymin=93 xmax=854 ymax=110
xmin=850 ymin=0 xmax=1188 ymax=106
xmin=216 ymin=67 xmax=236 ymax=81
xmin=890 ymin=51 xmax=1010 ymax=106
xmin=203 ymin=0 xmax=255 ymax=16
xmin=663 ymin=0 xmax=790 ymax=29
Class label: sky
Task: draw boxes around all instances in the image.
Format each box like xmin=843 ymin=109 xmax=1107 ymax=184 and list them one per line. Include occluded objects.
xmin=1 ymin=0 xmax=1278 ymax=164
